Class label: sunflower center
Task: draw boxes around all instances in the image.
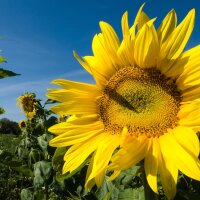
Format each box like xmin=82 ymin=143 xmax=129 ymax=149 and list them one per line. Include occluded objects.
xmin=98 ymin=66 xmax=182 ymax=137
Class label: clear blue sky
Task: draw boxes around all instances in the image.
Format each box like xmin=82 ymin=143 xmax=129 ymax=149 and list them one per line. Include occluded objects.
xmin=1 ymin=0 xmax=200 ymax=122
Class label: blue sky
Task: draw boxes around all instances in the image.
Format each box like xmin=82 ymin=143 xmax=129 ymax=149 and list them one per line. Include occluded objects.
xmin=1 ymin=0 xmax=200 ymax=122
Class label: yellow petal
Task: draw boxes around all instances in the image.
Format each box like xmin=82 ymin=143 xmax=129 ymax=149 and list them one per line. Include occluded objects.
xmin=157 ymin=9 xmax=177 ymax=44
xmin=50 ymin=99 xmax=97 ymax=115
xmin=87 ymin=135 xmax=119 ymax=182
xmin=83 ymin=55 xmax=109 ymax=88
xmin=66 ymin=114 xmax=99 ymax=126
xmin=73 ymin=51 xmax=92 ymax=74
xmin=108 ymin=170 xmax=121 ymax=181
xmin=165 ymin=45 xmax=200 ymax=79
xmin=99 ymin=21 xmax=120 ymax=53
xmin=159 ymin=132 xmax=200 ymax=181
xmin=50 ymin=79 xmax=98 ymax=92
xmin=130 ymin=3 xmax=145 ymax=36
xmin=95 ymin=170 xmax=105 ymax=188
xmin=48 ymin=122 xmax=72 ymax=135
xmin=178 ymin=100 xmax=200 ymax=118
xmin=172 ymin=126 xmax=199 ymax=157
xmin=63 ymin=133 xmax=107 ymax=174
xmin=134 ymin=20 xmax=159 ymax=68
xmin=144 ymin=138 xmax=158 ymax=194
xmin=49 ymin=115 xmax=99 ymax=135
xmin=159 ymin=9 xmax=195 ymax=67
xmin=137 ymin=11 xmax=150 ymax=30
xmin=121 ymin=11 xmax=130 ymax=42
xmin=49 ymin=122 xmax=103 ymax=147
xmin=117 ymin=12 xmax=135 ymax=67
xmin=178 ymin=101 xmax=200 ymax=128
xmin=108 ymin=136 xmax=148 ymax=170
xmin=158 ymin=139 xmax=178 ymax=200
xmin=182 ymin=87 xmax=200 ymax=102
xmin=47 ymin=89 xmax=96 ymax=103
xmin=85 ymin=152 xmax=96 ymax=190
xmin=73 ymin=51 xmax=108 ymax=87
xmin=92 ymin=33 xmax=115 ymax=74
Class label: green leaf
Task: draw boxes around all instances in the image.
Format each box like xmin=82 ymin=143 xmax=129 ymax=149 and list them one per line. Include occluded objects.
xmin=96 ymin=177 xmax=118 ymax=200
xmin=44 ymin=116 xmax=57 ymax=128
xmin=34 ymin=190 xmax=46 ymax=200
xmin=0 ymin=55 xmax=6 ymax=62
xmin=0 ymin=107 xmax=5 ymax=114
xmin=0 ymin=150 xmax=13 ymax=163
xmin=34 ymin=161 xmax=52 ymax=187
xmin=0 ymin=134 xmax=20 ymax=153
xmin=118 ymin=188 xmax=145 ymax=200
xmin=177 ymin=189 xmax=200 ymax=200
xmin=37 ymin=133 xmax=53 ymax=152
xmin=0 ymin=68 xmax=19 ymax=78
xmin=34 ymin=171 xmax=45 ymax=188
xmin=44 ymin=99 xmax=58 ymax=105
xmin=32 ymin=124 xmax=45 ymax=136
xmin=29 ymin=148 xmax=42 ymax=164
xmin=114 ymin=165 xmax=141 ymax=189
xmin=52 ymin=147 xmax=66 ymax=171
xmin=12 ymin=165 xmax=34 ymax=177
xmin=21 ymin=188 xmax=33 ymax=200
xmin=35 ymin=161 xmax=52 ymax=178
xmin=95 ymin=166 xmax=144 ymax=200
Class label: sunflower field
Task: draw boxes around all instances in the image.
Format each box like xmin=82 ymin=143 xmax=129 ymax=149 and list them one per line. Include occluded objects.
xmin=1 ymin=2 xmax=200 ymax=200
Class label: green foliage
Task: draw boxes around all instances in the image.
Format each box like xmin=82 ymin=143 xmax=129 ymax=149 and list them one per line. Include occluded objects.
xmin=0 ymin=54 xmax=19 ymax=79
xmin=0 ymin=95 xmax=56 ymax=199
xmin=20 ymin=188 xmax=33 ymax=200
xmin=0 ymin=107 xmax=5 ymax=114
xmin=33 ymin=161 xmax=52 ymax=187
xmin=0 ymin=118 xmax=21 ymax=135
xmin=0 ymin=68 xmax=19 ymax=78
xmin=12 ymin=165 xmax=34 ymax=177
xmin=52 ymin=147 xmax=66 ymax=171
xmin=0 ymin=134 xmax=20 ymax=153
xmin=94 ymin=166 xmax=145 ymax=200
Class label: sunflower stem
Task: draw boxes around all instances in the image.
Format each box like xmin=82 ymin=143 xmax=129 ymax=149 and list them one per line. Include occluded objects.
xmin=141 ymin=167 xmax=155 ymax=200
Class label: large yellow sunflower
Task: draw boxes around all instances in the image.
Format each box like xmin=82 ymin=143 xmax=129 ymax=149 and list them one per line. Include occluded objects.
xmin=47 ymin=5 xmax=200 ymax=199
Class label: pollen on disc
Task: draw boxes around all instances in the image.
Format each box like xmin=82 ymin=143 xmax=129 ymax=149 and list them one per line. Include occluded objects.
xmin=98 ymin=66 xmax=182 ymax=137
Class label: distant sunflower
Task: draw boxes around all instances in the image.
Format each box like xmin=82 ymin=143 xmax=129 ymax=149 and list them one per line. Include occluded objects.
xmin=17 ymin=93 xmax=36 ymax=118
xmin=18 ymin=120 xmax=27 ymax=129
xmin=47 ymin=5 xmax=200 ymax=199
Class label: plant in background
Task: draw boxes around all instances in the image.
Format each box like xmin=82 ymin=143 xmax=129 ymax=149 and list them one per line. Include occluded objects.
xmin=0 ymin=107 xmax=5 ymax=115
xmin=0 ymin=49 xmax=19 ymax=115
xmin=47 ymin=4 xmax=200 ymax=200
xmin=0 ymin=94 xmax=59 ymax=199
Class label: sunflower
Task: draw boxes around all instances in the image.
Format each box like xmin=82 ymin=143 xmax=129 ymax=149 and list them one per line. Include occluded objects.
xmin=47 ymin=5 xmax=200 ymax=199
xmin=17 ymin=93 xmax=36 ymax=118
xmin=18 ymin=120 xmax=27 ymax=129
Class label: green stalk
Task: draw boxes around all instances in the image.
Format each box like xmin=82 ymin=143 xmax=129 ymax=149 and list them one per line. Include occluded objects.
xmin=45 ymin=182 xmax=49 ymax=200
